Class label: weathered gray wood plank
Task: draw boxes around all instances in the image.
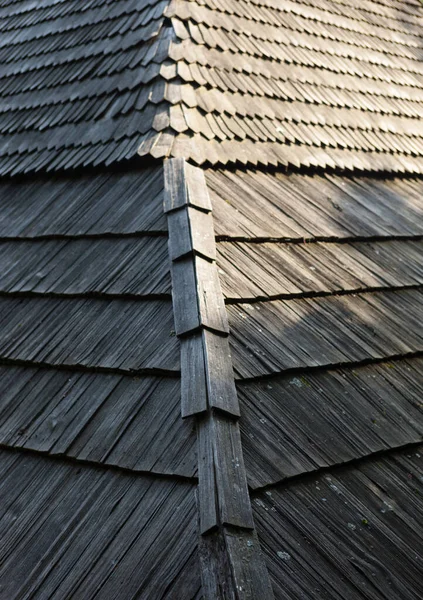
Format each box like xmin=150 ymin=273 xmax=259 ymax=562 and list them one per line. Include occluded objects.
xmin=168 ymin=207 xmax=216 ymax=261
xmin=197 ymin=412 xmax=254 ymax=533
xmin=203 ymin=330 xmax=240 ymax=417
xmin=197 ymin=414 xmax=219 ymax=534
xmin=189 ymin=207 xmax=216 ymax=260
xmin=185 ymin=161 xmax=213 ymax=212
xmin=167 ymin=207 xmax=192 ymax=260
xmin=196 ymin=256 xmax=229 ymax=334
xmin=164 ymin=159 xmax=212 ymax=214
xmin=181 ymin=333 xmax=208 ymax=417
xmin=199 ymin=527 xmax=275 ymax=600
xmin=163 ymin=158 xmax=188 ymax=213
xmin=171 ymin=257 xmax=200 ymax=336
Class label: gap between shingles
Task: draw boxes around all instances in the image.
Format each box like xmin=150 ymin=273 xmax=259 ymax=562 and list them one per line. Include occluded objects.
xmin=0 ymin=442 xmax=198 ymax=485
xmin=235 ymin=349 xmax=423 ymax=385
xmin=250 ymin=439 xmax=423 ymax=496
xmin=0 ymin=231 xmax=168 ymax=242
xmin=0 ymin=290 xmax=172 ymax=301
xmin=216 ymin=234 xmax=423 ymax=244
xmin=0 ymin=356 xmax=180 ymax=378
xmin=225 ymin=282 xmax=423 ymax=305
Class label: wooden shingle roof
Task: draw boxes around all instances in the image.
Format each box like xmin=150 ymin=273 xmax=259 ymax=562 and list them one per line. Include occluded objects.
xmin=0 ymin=0 xmax=423 ymax=598
xmin=2 ymin=0 xmax=423 ymax=173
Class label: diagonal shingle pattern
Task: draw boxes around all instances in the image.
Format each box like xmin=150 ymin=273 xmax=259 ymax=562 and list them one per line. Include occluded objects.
xmin=211 ymin=165 xmax=423 ymax=595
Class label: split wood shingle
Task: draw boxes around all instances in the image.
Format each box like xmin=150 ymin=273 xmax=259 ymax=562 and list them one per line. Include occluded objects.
xmin=210 ymin=163 xmax=423 ymax=596
xmin=252 ymin=446 xmax=423 ymax=600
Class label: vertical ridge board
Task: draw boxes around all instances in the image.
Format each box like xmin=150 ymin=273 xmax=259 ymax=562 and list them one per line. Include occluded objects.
xmin=181 ymin=332 xmax=208 ymax=417
xmin=197 ymin=412 xmax=254 ymax=534
xmin=203 ymin=330 xmax=239 ymax=417
xmin=199 ymin=528 xmax=275 ymax=600
xmin=163 ymin=158 xmax=212 ymax=213
xmin=164 ymin=158 xmax=274 ymax=599
xmin=171 ymin=255 xmax=229 ymax=336
xmin=168 ymin=207 xmax=216 ymax=261
xmin=181 ymin=330 xmax=240 ymax=418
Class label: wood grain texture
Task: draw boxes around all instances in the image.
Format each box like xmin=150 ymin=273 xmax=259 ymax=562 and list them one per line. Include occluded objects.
xmin=167 ymin=206 xmax=192 ymax=259
xmin=0 ymin=364 xmax=196 ymax=477
xmin=0 ymin=447 xmax=201 ymax=600
xmin=3 ymin=0 xmax=423 ymax=173
xmin=197 ymin=412 xmax=254 ymax=533
xmin=228 ymin=288 xmax=423 ymax=379
xmin=253 ymin=446 xmax=423 ymax=600
xmin=171 ymin=255 xmax=229 ymax=335
xmin=181 ymin=332 xmax=208 ymax=417
xmin=164 ymin=157 xmax=188 ymax=213
xmin=218 ymin=239 xmax=423 ymax=301
xmin=199 ymin=527 xmax=275 ymax=600
xmin=167 ymin=205 xmax=217 ymax=262
xmin=165 ymin=157 xmax=273 ymax=596
xmin=185 ymin=161 xmax=213 ymax=211
xmin=238 ymin=357 xmax=423 ymax=489
xmin=197 ymin=414 xmax=219 ymax=534
xmin=208 ymin=170 xmax=423 ymax=240
xmin=196 ymin=256 xmax=229 ymax=334
xmin=0 ymin=237 xmax=171 ymax=296
xmin=164 ymin=158 xmax=213 ymax=214
xmin=181 ymin=330 xmax=240 ymax=418
xmin=171 ymin=256 xmax=201 ymax=335
xmin=0 ymin=295 xmax=179 ymax=373
xmin=203 ymin=330 xmax=240 ymax=417
xmin=0 ymin=168 xmax=166 ymax=238
xmin=188 ymin=207 xmax=216 ymax=260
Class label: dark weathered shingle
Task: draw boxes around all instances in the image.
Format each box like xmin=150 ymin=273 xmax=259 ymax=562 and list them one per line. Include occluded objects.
xmin=0 ymin=237 xmax=171 ymax=296
xmin=0 ymin=365 xmax=196 ymax=477
xmin=0 ymin=296 xmax=178 ymax=372
xmin=1 ymin=0 xmax=423 ymax=597
xmin=229 ymin=288 xmax=423 ymax=379
xmin=239 ymin=357 xmax=423 ymax=488
xmin=208 ymin=170 xmax=423 ymax=240
xmin=0 ymin=448 xmax=201 ymax=600
xmin=253 ymin=446 xmax=423 ymax=600
xmin=0 ymin=167 xmax=166 ymax=238
xmin=218 ymin=240 xmax=423 ymax=301
xmin=2 ymin=0 xmax=423 ymax=173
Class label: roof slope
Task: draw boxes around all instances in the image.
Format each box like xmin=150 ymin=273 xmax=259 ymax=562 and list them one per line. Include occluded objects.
xmin=253 ymin=445 xmax=423 ymax=600
xmin=210 ymin=166 xmax=423 ymax=595
xmin=0 ymin=165 xmax=202 ymax=598
xmin=3 ymin=0 xmax=423 ymax=174
xmin=0 ymin=449 xmax=200 ymax=599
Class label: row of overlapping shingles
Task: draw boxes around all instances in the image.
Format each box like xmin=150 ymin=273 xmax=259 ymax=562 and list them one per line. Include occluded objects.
xmin=0 ymin=0 xmax=174 ymax=174
xmin=0 ymin=166 xmax=202 ymax=599
xmin=145 ymin=0 xmax=423 ymax=169
xmin=207 ymin=167 xmax=423 ymax=597
xmin=4 ymin=0 xmax=423 ymax=175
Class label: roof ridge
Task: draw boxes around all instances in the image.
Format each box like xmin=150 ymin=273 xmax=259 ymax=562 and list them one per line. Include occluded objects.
xmin=163 ymin=157 xmax=275 ymax=598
